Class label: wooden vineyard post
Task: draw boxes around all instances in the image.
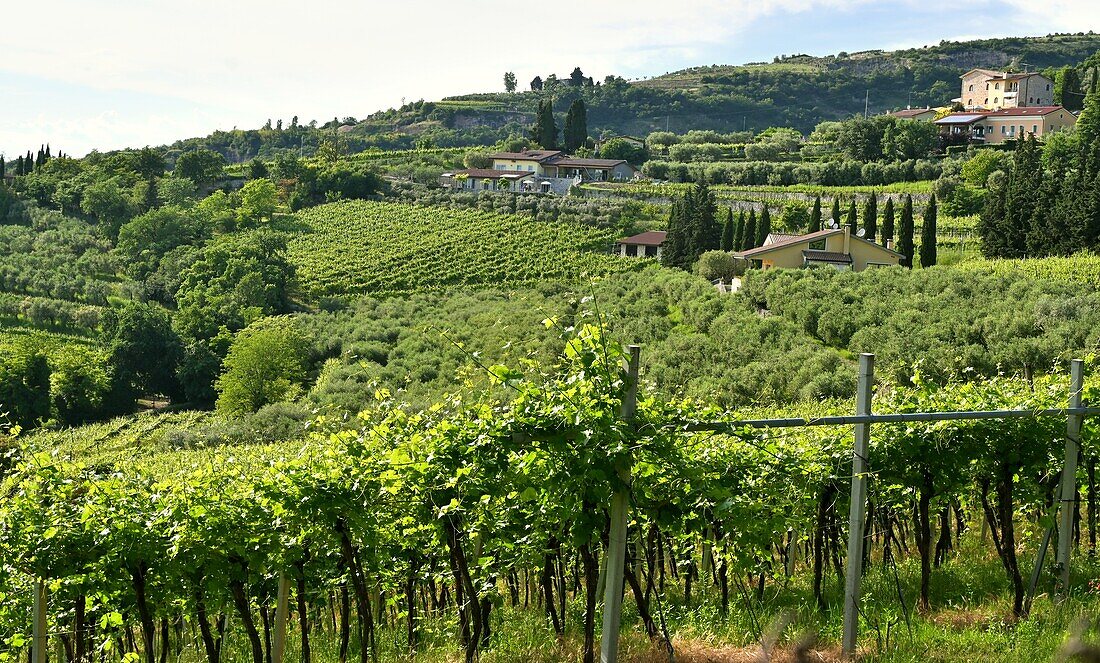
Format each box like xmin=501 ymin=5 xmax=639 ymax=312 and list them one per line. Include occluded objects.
xmin=32 ymin=581 xmax=47 ymax=663
xmin=1058 ymin=359 xmax=1085 ymax=597
xmin=272 ymin=574 xmax=291 ymax=662
xmin=842 ymin=353 xmax=874 ymax=658
xmin=600 ymin=344 xmax=640 ymax=663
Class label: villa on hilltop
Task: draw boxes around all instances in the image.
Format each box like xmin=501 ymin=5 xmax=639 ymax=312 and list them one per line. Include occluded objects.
xmin=441 ymin=149 xmax=638 ymax=194
xmin=958 ymin=69 xmax=1055 ymax=111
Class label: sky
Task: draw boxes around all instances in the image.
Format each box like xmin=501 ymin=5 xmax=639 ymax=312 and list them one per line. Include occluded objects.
xmin=2 ymin=0 xmax=1100 ymax=157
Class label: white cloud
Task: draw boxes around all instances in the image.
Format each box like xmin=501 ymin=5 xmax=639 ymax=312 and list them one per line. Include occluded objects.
xmin=1 ymin=0 xmax=880 ymax=154
xmin=2 ymin=0 xmax=1097 ymax=154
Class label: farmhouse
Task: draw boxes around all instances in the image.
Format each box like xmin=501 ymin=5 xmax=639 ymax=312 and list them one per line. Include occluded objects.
xmin=441 ymin=149 xmax=638 ymax=194
xmin=958 ymin=69 xmax=1054 ymax=111
xmin=934 ymin=106 xmax=1076 ymax=145
xmin=615 ymin=230 xmax=666 ymax=258
xmin=735 ymin=227 xmax=901 ymax=271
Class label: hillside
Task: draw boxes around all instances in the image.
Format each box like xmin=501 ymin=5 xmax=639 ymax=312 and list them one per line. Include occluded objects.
xmin=156 ymin=33 xmax=1100 ymax=162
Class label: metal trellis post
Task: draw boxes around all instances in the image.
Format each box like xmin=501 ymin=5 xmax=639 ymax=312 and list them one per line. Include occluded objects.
xmin=600 ymin=344 xmax=640 ymax=663
xmin=842 ymin=353 xmax=874 ymax=658
xmin=1058 ymin=359 xmax=1085 ymax=596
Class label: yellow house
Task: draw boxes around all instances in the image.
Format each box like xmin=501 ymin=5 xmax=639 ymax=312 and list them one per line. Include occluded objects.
xmin=735 ymin=227 xmax=901 ymax=271
xmin=934 ymin=106 xmax=1076 ymax=145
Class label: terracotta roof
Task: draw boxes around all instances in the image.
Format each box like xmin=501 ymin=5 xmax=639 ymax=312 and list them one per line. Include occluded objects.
xmin=765 ymin=233 xmax=802 ymax=245
xmin=737 ymin=228 xmax=841 ymax=258
xmin=960 ymin=68 xmax=1002 ymax=79
xmin=553 ymin=158 xmax=632 ymax=168
xmin=890 ymin=108 xmax=935 ymax=119
xmin=936 ymin=106 xmax=1070 ymax=125
xmin=803 ymin=250 xmax=852 ymax=264
xmin=449 ymin=169 xmax=535 ymax=179
xmin=617 ymin=230 xmax=667 ymax=246
xmin=489 ymin=150 xmax=562 ymax=162
xmin=982 ymin=106 xmax=1066 ymax=117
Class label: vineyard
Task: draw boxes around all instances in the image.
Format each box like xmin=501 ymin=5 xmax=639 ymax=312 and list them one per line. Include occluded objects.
xmin=3 ymin=325 xmax=1100 ymax=663
xmin=288 ymin=201 xmax=641 ymax=299
xmin=957 ymin=253 xmax=1100 ymax=287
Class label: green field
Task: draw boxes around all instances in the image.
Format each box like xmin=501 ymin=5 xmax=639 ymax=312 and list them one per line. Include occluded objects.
xmin=288 ymin=200 xmax=642 ymax=298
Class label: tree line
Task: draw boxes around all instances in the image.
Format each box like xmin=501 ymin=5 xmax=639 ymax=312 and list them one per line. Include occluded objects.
xmin=661 ymin=183 xmax=936 ymax=270
xmin=979 ymin=86 xmax=1100 ymax=258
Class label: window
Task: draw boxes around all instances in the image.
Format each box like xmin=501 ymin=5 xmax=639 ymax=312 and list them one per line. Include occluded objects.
xmin=995 ymin=82 xmax=1000 ymax=90
xmin=1020 ymin=125 xmax=1025 ymax=135
xmin=1001 ymin=125 xmax=1007 ymax=135
xmin=809 ymin=239 xmax=826 ymax=250
xmin=1032 ymin=124 xmax=1038 ymax=134
xmin=969 ymin=84 xmax=974 ymax=91
xmin=968 ymin=99 xmax=973 ymax=106
xmin=1047 ymin=84 xmax=1051 ymax=91
xmin=985 ymin=98 xmax=989 ymax=105
xmin=986 ymin=83 xmax=990 ymax=90
xmin=1029 ymin=97 xmax=1033 ymax=103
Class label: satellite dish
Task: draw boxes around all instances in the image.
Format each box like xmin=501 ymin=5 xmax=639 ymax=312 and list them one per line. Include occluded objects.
xmin=830 ymin=221 xmax=840 ymax=230
xmin=856 ymin=228 xmax=866 ymax=238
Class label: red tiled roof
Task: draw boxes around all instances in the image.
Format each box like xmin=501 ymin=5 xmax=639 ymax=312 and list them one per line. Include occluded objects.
xmin=737 ymin=228 xmax=840 ymax=258
xmin=617 ymin=230 xmax=667 ymax=246
xmin=982 ymin=106 xmax=1066 ymax=117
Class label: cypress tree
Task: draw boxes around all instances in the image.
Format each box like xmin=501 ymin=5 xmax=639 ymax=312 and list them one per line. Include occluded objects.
xmin=531 ymin=101 xmax=558 ymax=150
xmin=881 ymin=198 xmax=895 ymax=247
xmin=830 ymin=197 xmax=841 ymax=228
xmin=720 ymin=208 xmax=735 ymax=251
xmin=690 ymin=180 xmax=720 ymax=259
xmin=862 ymin=193 xmax=878 ymax=241
xmin=979 ymin=180 xmax=1009 ymax=258
xmin=661 ymin=197 xmax=687 ymax=269
xmin=845 ymin=199 xmax=858 ymax=234
xmin=810 ymin=195 xmax=822 ymax=232
xmin=1002 ymin=135 xmax=1043 ymax=256
xmin=0 ymin=155 xmax=5 ymax=179
xmin=14 ymin=155 xmax=23 ymax=176
xmin=919 ymin=194 xmax=937 ymax=267
xmin=1078 ymin=88 xmax=1100 ymax=178
xmin=26 ymin=151 xmax=33 ymax=172
xmin=1056 ymin=66 xmax=1084 ymax=112
xmin=733 ymin=211 xmax=746 ymax=252
xmin=757 ymin=206 xmax=772 ymax=247
xmin=743 ymin=209 xmax=758 ymax=251
xmin=898 ymin=194 xmax=915 ymax=267
xmin=563 ymin=99 xmax=588 ymax=152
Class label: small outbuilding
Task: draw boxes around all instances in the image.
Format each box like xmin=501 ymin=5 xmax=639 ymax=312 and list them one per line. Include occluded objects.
xmin=615 ymin=231 xmax=666 ymax=258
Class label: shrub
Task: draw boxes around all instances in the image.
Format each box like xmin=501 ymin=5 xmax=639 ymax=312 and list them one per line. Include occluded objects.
xmin=694 ymin=251 xmax=747 ymax=282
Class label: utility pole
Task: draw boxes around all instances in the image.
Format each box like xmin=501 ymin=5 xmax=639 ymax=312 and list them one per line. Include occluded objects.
xmin=864 ymin=90 xmax=870 ymax=118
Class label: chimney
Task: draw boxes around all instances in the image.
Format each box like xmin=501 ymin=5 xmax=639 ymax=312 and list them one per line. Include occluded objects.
xmin=843 ymin=225 xmax=851 ymax=255
xmin=886 ymin=238 xmax=895 ymax=251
